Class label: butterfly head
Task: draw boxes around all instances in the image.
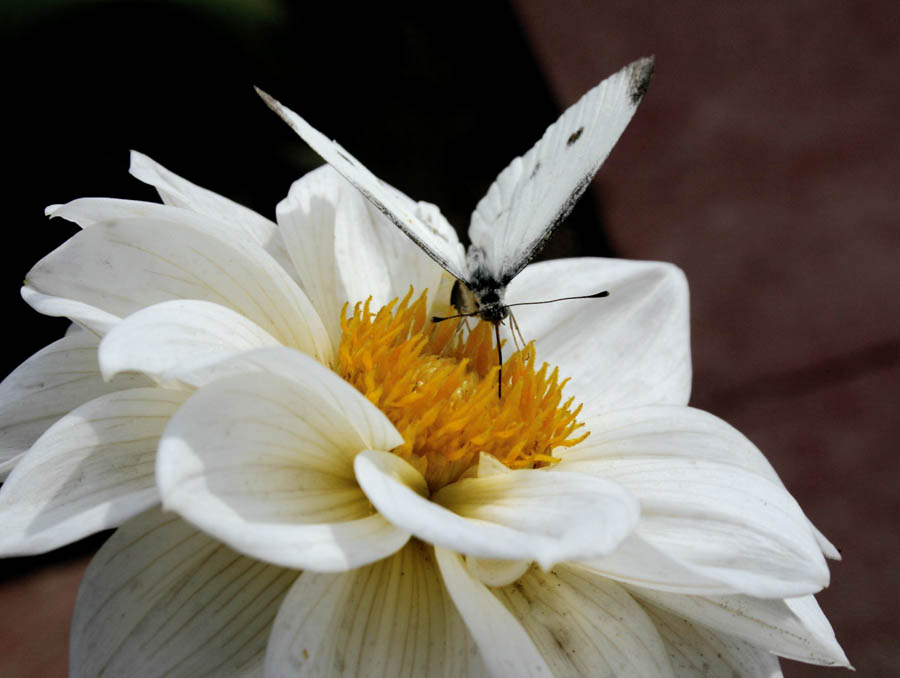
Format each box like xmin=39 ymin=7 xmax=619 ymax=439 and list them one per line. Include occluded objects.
xmin=457 ymin=247 xmax=510 ymax=323
xmin=450 ymin=278 xmax=509 ymax=323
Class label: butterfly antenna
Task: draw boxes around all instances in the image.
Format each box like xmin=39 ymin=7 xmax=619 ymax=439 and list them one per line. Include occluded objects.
xmin=432 ymin=311 xmax=479 ymax=323
xmin=495 ymin=322 xmax=503 ymax=398
xmin=505 ymin=290 xmax=609 ymax=308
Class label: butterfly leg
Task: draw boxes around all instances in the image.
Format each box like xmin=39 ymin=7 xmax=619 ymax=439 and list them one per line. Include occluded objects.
xmin=508 ymin=309 xmax=528 ymax=357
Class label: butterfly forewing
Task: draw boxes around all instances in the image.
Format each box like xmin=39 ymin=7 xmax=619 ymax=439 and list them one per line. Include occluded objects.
xmin=468 ymin=57 xmax=654 ymax=286
xmin=255 ymin=87 xmax=469 ymax=283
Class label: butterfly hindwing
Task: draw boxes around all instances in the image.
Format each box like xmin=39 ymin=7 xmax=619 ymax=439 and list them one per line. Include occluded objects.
xmin=468 ymin=57 xmax=654 ymax=286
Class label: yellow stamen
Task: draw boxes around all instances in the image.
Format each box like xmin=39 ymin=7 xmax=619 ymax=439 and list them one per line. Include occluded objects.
xmin=337 ymin=289 xmax=588 ymax=492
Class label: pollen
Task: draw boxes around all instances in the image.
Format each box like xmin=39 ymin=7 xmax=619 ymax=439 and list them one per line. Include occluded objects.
xmin=336 ymin=289 xmax=589 ymax=492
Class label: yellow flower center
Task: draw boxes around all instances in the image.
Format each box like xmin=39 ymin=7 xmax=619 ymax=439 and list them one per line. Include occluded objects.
xmin=336 ymin=289 xmax=588 ymax=492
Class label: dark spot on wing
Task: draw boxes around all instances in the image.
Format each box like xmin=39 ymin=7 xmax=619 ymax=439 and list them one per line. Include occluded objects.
xmin=337 ymin=150 xmax=355 ymax=166
xmin=628 ymin=56 xmax=655 ymax=105
xmin=530 ymin=160 xmax=542 ymax=179
xmin=566 ymin=127 xmax=584 ymax=146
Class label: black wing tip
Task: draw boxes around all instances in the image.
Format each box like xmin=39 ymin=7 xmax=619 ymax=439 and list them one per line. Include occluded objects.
xmin=254 ymin=86 xmax=283 ymax=114
xmin=628 ymin=56 xmax=655 ymax=106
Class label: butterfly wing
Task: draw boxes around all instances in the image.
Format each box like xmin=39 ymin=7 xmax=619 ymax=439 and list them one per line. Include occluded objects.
xmin=256 ymin=88 xmax=469 ymax=283
xmin=468 ymin=57 xmax=655 ymax=286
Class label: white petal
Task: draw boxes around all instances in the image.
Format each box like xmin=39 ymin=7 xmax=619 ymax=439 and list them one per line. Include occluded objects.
xmin=347 ymin=198 xmax=448 ymax=309
xmin=406 ymin=201 xmax=459 ymax=301
xmin=71 ymin=508 xmax=296 ymax=678
xmin=265 ymin=541 xmax=484 ymax=677
xmin=812 ymin=527 xmax=841 ymax=561
xmin=474 ymin=451 xmax=513 ymax=477
xmin=21 ymin=286 xmax=120 ymax=336
xmin=0 ymin=387 xmax=186 ymax=556
xmin=582 ymin=534 xmax=731 ymax=595
xmin=641 ymin=602 xmax=783 ymax=677
xmin=783 ymin=596 xmax=851 ymax=667
xmin=464 ymin=556 xmax=530 ymax=587
xmin=628 ymin=587 xmax=850 ymax=668
xmin=562 ymin=405 xmax=780 ymax=475
xmin=276 ymin=166 xmax=449 ymax=346
xmin=438 ymin=466 xmax=640 ymax=567
xmin=25 ymin=218 xmax=332 ymax=363
xmin=160 ymin=346 xmax=404 ymax=449
xmin=99 ymin=299 xmax=280 ymax=382
xmin=157 ymin=368 xmax=407 ymax=571
xmin=563 ymin=405 xmax=838 ymax=559
xmin=566 ymin=456 xmax=829 ymax=597
xmin=506 ymin=258 xmax=692 ymax=413
xmin=492 ymin=565 xmax=675 ymax=677
xmin=128 ymin=151 xmax=295 ymax=275
xmin=334 ymin=197 xmax=405 ymax=310
xmin=48 ymin=195 xmax=295 ymax=288
xmin=355 ymin=450 xmax=638 ymax=568
xmin=435 ymin=547 xmax=552 ymax=678
xmin=276 ymin=165 xmax=369 ymax=345
xmin=47 ymin=197 xmax=197 ymax=229
xmin=0 ymin=331 xmax=148 ymax=478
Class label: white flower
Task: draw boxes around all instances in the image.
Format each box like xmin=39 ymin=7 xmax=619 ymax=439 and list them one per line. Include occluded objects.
xmin=0 ymin=153 xmax=848 ymax=676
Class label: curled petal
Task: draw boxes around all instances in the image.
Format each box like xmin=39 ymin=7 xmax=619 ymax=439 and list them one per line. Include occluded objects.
xmin=159 ymin=346 xmax=403 ymax=448
xmin=128 ymin=151 xmax=295 ymax=275
xmin=25 ymin=218 xmax=332 ymax=363
xmin=0 ymin=387 xmax=186 ymax=555
xmin=48 ymin=198 xmax=208 ymax=232
xmin=464 ymin=557 xmax=530 ymax=588
xmin=157 ymin=367 xmax=407 ymax=571
xmin=99 ymin=299 xmax=280 ymax=383
xmin=21 ymin=286 xmax=120 ymax=337
xmin=356 ymin=450 xmax=638 ymax=568
xmin=0 ymin=331 xmax=148 ymax=478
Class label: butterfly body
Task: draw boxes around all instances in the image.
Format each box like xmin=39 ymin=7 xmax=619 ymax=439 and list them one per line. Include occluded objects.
xmin=450 ymin=245 xmax=510 ymax=323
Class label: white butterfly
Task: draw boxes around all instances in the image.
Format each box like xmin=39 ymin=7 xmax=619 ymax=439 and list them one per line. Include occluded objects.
xmin=256 ymin=57 xmax=653 ymax=380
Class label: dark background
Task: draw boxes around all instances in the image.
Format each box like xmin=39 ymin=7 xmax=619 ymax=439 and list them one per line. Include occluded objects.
xmin=2 ymin=1 xmax=897 ymax=676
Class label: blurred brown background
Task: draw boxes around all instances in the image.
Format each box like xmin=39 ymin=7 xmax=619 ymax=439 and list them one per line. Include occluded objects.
xmin=2 ymin=1 xmax=897 ymax=675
